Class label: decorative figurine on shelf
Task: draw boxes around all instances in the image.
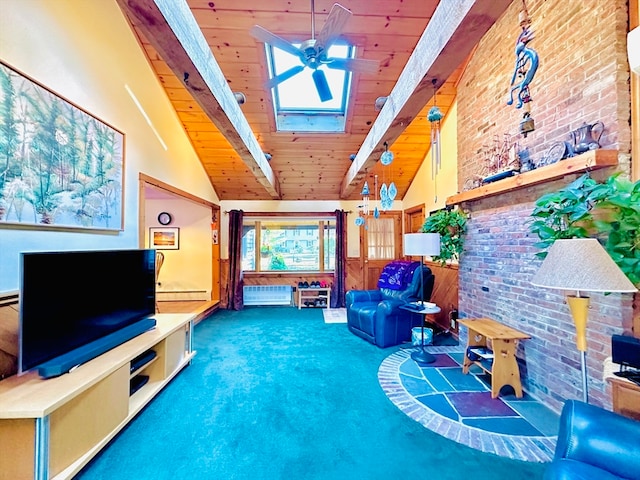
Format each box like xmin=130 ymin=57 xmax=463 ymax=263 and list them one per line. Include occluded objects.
xmin=570 ymin=121 xmax=604 ymax=155
xmin=481 ymin=133 xmax=521 ymax=184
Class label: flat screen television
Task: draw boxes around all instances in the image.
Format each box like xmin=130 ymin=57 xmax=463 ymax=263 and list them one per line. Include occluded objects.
xmin=19 ymin=249 xmax=157 ymax=378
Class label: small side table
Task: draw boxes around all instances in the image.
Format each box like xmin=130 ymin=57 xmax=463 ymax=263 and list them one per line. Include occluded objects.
xmin=604 ymin=357 xmax=640 ymax=421
xmin=609 ymin=377 xmax=640 ymax=421
xmin=400 ymin=302 xmax=441 ymax=363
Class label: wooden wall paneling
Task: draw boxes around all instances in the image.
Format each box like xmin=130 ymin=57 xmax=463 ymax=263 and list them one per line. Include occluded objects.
xmin=346 ymin=258 xmax=364 ymax=293
xmin=425 ymin=261 xmax=459 ymax=336
xmin=220 ymin=258 xmax=230 ymax=309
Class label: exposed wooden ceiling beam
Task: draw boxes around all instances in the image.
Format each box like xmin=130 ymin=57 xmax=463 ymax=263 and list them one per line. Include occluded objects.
xmin=115 ymin=0 xmax=281 ymax=199
xmin=341 ymin=0 xmax=513 ymax=199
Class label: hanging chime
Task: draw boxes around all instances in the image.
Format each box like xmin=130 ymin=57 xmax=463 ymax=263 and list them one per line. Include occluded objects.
xmin=379 ymin=142 xmax=396 ymax=211
xmin=428 ymin=78 xmax=443 ymax=180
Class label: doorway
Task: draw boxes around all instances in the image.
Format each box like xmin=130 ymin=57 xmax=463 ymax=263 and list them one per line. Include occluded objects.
xmin=139 ymin=174 xmax=221 ymax=306
xmin=360 ymin=211 xmax=403 ymax=290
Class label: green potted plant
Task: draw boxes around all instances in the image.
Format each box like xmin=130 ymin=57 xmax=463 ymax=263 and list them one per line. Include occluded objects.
xmin=592 ymin=174 xmax=640 ymax=285
xmin=529 ymin=172 xmax=640 ymax=285
xmin=421 ymin=208 xmax=467 ymax=266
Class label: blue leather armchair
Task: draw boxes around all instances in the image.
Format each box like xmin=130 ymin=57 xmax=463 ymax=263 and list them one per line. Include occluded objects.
xmin=545 ymin=400 xmax=640 ymax=480
xmin=345 ymin=264 xmax=434 ymax=348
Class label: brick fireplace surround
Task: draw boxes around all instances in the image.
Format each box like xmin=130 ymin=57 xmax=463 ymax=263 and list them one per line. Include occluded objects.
xmin=452 ymin=0 xmax=635 ymax=412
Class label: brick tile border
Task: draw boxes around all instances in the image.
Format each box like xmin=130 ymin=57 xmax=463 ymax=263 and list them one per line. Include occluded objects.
xmin=378 ymin=348 xmax=556 ymax=463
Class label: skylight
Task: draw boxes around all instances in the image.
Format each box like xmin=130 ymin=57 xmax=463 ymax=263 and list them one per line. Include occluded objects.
xmin=266 ymin=43 xmax=354 ymax=133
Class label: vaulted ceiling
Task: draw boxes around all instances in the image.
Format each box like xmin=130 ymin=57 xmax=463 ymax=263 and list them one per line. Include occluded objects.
xmin=116 ymin=0 xmax=512 ymax=201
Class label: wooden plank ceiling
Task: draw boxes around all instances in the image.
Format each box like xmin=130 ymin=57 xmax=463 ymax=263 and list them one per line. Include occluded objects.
xmin=116 ymin=0 xmax=511 ymax=201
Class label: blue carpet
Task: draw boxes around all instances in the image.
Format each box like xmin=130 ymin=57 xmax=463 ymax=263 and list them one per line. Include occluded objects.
xmin=77 ymin=307 xmax=546 ymax=479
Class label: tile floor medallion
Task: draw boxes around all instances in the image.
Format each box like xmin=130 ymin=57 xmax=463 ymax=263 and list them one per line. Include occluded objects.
xmin=378 ymin=346 xmax=559 ymax=462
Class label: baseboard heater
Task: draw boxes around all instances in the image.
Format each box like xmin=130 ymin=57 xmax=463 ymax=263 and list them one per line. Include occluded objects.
xmin=243 ymin=285 xmax=292 ymax=306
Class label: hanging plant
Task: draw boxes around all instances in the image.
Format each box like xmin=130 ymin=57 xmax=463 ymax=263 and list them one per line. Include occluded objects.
xmin=421 ymin=208 xmax=467 ymax=266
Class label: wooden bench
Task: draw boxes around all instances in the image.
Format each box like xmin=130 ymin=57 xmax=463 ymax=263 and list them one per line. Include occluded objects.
xmin=458 ymin=318 xmax=531 ymax=398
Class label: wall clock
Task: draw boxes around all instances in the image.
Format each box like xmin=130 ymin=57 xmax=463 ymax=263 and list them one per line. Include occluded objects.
xmin=157 ymin=212 xmax=172 ymax=225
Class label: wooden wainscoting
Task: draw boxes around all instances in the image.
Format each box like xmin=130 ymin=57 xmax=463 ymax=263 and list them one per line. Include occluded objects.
xmin=425 ymin=261 xmax=459 ymax=335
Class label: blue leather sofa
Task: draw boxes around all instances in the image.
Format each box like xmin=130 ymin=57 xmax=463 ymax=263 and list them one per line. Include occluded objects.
xmin=545 ymin=400 xmax=640 ymax=480
xmin=345 ymin=264 xmax=434 ymax=348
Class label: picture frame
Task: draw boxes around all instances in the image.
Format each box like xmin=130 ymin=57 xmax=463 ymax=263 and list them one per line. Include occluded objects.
xmin=0 ymin=61 xmax=124 ymax=231
xmin=150 ymin=227 xmax=180 ymax=250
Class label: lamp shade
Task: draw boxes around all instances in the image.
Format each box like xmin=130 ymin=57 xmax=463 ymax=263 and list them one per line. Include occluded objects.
xmin=404 ymin=233 xmax=441 ymax=257
xmin=531 ymin=238 xmax=637 ymax=293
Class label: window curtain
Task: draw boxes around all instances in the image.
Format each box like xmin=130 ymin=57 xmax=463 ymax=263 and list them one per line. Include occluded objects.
xmin=331 ymin=209 xmax=347 ymax=308
xmin=228 ymin=209 xmax=244 ymax=310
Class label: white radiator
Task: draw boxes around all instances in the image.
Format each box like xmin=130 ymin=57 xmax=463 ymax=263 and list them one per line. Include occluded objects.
xmin=243 ymin=285 xmax=292 ymax=306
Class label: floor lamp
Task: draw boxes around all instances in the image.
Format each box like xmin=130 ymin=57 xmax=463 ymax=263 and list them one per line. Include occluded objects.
xmin=531 ymin=238 xmax=637 ymax=403
xmin=404 ymin=233 xmax=441 ymax=364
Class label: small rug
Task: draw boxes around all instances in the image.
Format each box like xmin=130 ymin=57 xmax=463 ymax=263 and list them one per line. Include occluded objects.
xmin=379 ymin=348 xmax=559 ymax=463
xmin=322 ymin=308 xmax=347 ymax=323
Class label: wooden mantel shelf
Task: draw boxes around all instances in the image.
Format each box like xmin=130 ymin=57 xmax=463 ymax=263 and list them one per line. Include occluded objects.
xmin=446 ymin=149 xmax=619 ymax=206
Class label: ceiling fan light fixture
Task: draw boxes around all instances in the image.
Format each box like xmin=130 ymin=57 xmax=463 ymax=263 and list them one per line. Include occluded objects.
xmin=312 ymin=69 xmax=333 ymax=102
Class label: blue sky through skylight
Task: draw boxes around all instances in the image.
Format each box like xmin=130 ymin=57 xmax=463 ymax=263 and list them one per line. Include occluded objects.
xmin=269 ymin=44 xmax=353 ymax=112
xmin=267 ymin=43 xmax=354 ymax=127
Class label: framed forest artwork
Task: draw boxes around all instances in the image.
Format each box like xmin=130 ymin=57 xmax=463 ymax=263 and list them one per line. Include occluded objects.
xmin=0 ymin=61 xmax=124 ymax=231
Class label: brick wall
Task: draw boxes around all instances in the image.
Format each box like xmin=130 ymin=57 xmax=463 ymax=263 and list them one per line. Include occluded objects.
xmin=456 ymin=0 xmax=634 ymax=412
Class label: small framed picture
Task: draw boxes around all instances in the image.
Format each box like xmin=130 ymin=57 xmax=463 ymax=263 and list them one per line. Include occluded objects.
xmin=149 ymin=227 xmax=180 ymax=250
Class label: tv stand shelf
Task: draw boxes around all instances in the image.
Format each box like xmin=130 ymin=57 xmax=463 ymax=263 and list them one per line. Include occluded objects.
xmin=0 ymin=313 xmax=196 ymax=480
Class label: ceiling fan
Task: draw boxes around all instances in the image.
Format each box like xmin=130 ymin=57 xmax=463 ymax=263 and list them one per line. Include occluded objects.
xmin=250 ymin=1 xmax=379 ymax=102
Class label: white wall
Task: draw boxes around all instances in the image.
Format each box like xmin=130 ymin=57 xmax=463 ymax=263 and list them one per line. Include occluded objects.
xmin=0 ymin=0 xmax=218 ymax=293
xmin=146 ymin=198 xmax=212 ymax=298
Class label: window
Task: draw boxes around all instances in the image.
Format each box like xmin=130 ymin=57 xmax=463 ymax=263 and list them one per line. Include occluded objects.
xmin=366 ymin=217 xmax=395 ymax=260
xmin=265 ymin=43 xmax=354 ymax=133
xmin=242 ymin=217 xmax=336 ymax=272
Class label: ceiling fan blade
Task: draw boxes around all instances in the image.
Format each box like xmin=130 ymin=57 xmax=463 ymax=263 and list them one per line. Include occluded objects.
xmin=265 ymin=65 xmax=305 ymax=89
xmin=326 ymin=57 xmax=380 ymax=75
xmin=312 ymin=69 xmax=333 ymax=102
xmin=250 ymin=25 xmax=302 ymax=58
xmin=316 ymin=3 xmax=352 ymax=51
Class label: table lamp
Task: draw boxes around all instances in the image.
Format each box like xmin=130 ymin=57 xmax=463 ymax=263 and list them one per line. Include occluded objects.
xmin=531 ymin=238 xmax=637 ymax=402
xmin=404 ymin=233 xmax=441 ymax=364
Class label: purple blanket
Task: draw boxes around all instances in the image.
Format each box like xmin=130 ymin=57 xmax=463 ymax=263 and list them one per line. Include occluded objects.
xmin=377 ymin=260 xmax=421 ymax=290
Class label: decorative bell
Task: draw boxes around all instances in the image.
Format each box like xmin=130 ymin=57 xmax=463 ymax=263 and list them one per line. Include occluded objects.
xmin=519 ymin=111 xmax=535 ymax=138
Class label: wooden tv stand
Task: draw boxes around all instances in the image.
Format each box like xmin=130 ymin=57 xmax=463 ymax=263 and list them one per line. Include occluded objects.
xmin=0 ymin=313 xmax=196 ymax=480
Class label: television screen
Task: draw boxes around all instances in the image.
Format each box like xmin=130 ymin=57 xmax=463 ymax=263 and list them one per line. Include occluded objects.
xmin=19 ymin=249 xmax=156 ymax=376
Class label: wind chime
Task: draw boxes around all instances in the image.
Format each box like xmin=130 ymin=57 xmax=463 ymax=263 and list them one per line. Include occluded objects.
xmin=506 ymin=0 xmax=539 ymax=138
xmin=355 ymin=175 xmax=380 ymax=227
xmin=379 ymin=142 xmax=396 ymax=211
xmin=428 ymin=78 xmax=443 ymax=202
